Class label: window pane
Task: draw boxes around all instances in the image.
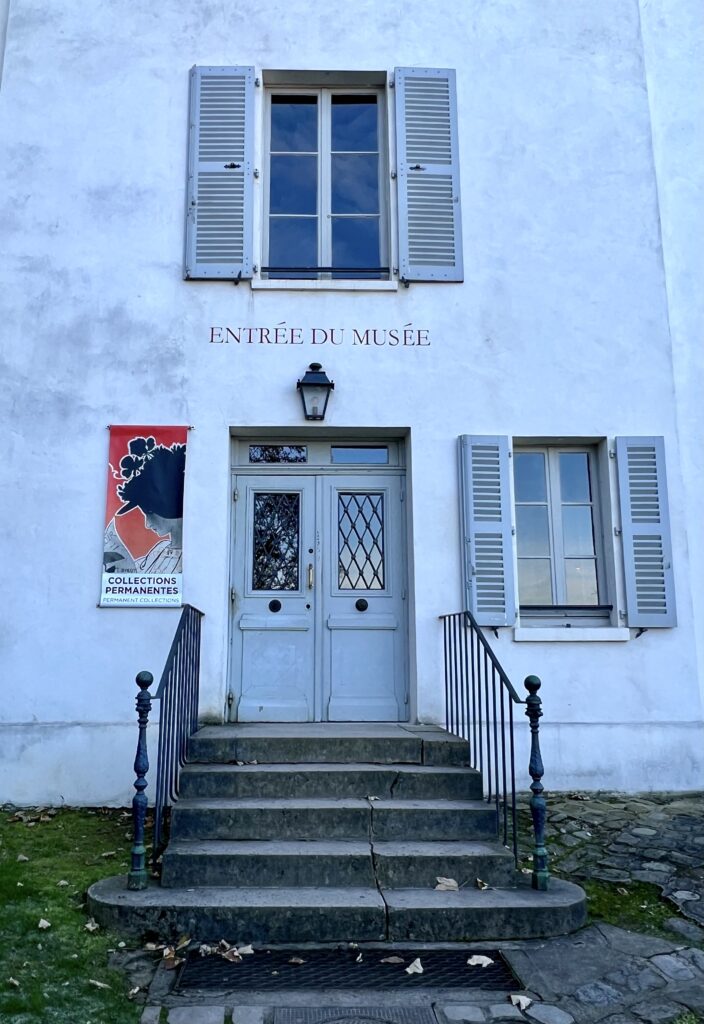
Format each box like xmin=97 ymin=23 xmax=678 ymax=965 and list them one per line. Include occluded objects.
xmin=518 ymin=559 xmax=553 ymax=605
xmin=514 ymin=453 xmax=547 ymax=502
xmin=332 ymin=217 xmax=380 ymax=271
xmin=269 ymin=217 xmax=317 ymax=275
xmin=516 ymin=506 xmax=551 ymax=556
xmin=332 ymin=154 xmax=379 ymax=214
xmin=562 ymin=505 xmax=596 ymax=557
xmin=565 ymin=559 xmax=599 ymax=604
xmin=249 ymin=445 xmax=307 ymax=464
xmin=338 ymin=492 xmax=385 ymax=590
xmin=331 ymin=95 xmax=378 ymax=151
xmin=331 ymin=447 xmax=389 ymax=464
xmin=559 ymin=452 xmax=592 ymax=502
xmin=271 ymin=96 xmax=317 ymax=152
xmin=270 ymin=155 xmax=317 ymax=214
xmin=252 ymin=492 xmax=300 ymax=591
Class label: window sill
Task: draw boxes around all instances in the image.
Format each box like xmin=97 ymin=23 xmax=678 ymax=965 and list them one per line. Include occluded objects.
xmin=513 ymin=627 xmax=630 ymax=643
xmin=251 ymin=278 xmax=399 ymax=292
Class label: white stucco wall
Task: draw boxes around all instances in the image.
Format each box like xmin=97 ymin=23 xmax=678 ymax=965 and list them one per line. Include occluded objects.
xmin=0 ymin=0 xmax=702 ymax=803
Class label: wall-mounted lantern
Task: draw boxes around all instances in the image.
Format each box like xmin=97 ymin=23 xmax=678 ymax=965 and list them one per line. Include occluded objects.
xmin=296 ymin=362 xmax=335 ymax=421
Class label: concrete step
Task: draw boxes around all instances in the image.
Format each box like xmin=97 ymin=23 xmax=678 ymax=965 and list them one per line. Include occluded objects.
xmin=169 ymin=798 xmax=499 ymax=842
xmin=188 ymin=723 xmax=469 ymax=767
xmin=178 ymin=762 xmax=483 ymax=801
xmin=160 ymin=838 xmax=517 ymax=889
xmin=87 ymin=876 xmax=587 ymax=943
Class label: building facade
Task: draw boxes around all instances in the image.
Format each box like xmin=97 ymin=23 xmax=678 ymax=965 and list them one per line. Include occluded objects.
xmin=1 ymin=0 xmax=703 ymax=804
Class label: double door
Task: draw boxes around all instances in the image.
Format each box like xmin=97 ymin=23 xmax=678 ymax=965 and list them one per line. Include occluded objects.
xmin=230 ymin=470 xmax=407 ymax=721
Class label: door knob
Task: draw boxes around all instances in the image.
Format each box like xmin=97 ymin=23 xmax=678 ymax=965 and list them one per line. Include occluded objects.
xmin=307 ymin=563 xmax=314 ymax=590
xmin=355 ymin=598 xmax=369 ymax=612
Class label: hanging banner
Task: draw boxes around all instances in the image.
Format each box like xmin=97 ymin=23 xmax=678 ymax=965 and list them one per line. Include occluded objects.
xmin=101 ymin=426 xmax=189 ymax=607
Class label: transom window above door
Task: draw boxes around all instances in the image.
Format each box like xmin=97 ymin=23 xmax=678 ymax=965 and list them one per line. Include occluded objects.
xmin=265 ymin=90 xmax=386 ymax=280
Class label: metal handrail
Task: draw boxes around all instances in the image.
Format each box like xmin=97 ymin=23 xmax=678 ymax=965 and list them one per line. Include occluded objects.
xmin=440 ymin=609 xmax=523 ymax=866
xmin=152 ymin=603 xmax=204 ymax=862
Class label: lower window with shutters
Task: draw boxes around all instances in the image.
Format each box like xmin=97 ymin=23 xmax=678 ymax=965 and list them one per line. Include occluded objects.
xmin=458 ymin=434 xmax=676 ymax=633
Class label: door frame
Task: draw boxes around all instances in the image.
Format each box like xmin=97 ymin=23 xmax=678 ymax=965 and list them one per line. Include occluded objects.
xmin=227 ymin=431 xmax=412 ymax=722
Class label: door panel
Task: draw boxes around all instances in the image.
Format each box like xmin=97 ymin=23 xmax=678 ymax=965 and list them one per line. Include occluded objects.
xmin=234 ymin=476 xmax=315 ymax=721
xmin=231 ymin=468 xmax=406 ymax=721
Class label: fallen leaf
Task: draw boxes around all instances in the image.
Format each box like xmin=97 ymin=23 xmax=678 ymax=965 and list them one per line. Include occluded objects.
xmin=101 ymin=850 xmax=117 ymax=859
xmin=128 ymin=986 xmax=141 ymax=998
xmin=476 ymin=878 xmax=491 ymax=890
xmin=89 ymin=979 xmax=110 ymax=990
xmin=355 ymin=952 xmax=363 ymax=963
xmin=40 ymin=815 xmax=51 ymax=822
xmin=510 ymin=994 xmax=532 ymax=1010
xmin=381 ymin=956 xmax=405 ymax=964
xmin=144 ymin=942 xmax=159 ymax=951
xmin=616 ymin=887 xmax=629 ymax=896
xmin=57 ymin=880 xmax=69 ymax=887
xmin=271 ymin=970 xmax=279 ymax=976
xmin=217 ymin=939 xmax=231 ymax=952
xmin=118 ymin=942 xmax=126 ymax=948
xmin=175 ymin=935 xmax=191 ymax=951
xmin=467 ymin=955 xmax=494 ymax=967
xmin=17 ymin=882 xmax=24 ymax=888
xmin=221 ymin=948 xmax=242 ymax=962
xmin=288 ymin=956 xmax=306 ymax=965
xmin=162 ymin=956 xmax=184 ymax=971
xmin=8 ymin=978 xmax=20 ymax=988
xmin=17 ymin=854 xmax=29 ymax=862
xmin=38 ymin=919 xmax=51 ymax=930
xmin=435 ymin=876 xmax=459 ymax=890
xmin=199 ymin=944 xmax=215 ymax=957
xmin=84 ymin=918 xmax=100 ymax=933
xmin=237 ymin=944 xmax=254 ymax=955
xmin=406 ymin=958 xmax=423 ymax=975
xmin=367 ymin=795 xmax=379 ymax=802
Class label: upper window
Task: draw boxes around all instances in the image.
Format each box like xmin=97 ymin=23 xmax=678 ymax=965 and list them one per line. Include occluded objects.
xmin=265 ymin=90 xmax=387 ymax=280
xmin=184 ymin=66 xmax=463 ymax=286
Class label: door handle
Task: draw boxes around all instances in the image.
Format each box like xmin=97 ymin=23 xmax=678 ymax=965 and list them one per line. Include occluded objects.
xmin=307 ymin=563 xmax=314 ymax=590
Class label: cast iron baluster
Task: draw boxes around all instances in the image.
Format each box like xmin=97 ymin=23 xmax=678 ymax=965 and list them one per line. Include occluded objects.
xmin=525 ymin=674 xmax=549 ymax=891
xmin=127 ymin=670 xmax=154 ymax=891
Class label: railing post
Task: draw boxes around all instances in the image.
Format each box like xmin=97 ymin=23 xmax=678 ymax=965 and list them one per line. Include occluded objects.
xmin=127 ymin=670 xmax=154 ymax=891
xmin=524 ymin=674 xmax=549 ymax=891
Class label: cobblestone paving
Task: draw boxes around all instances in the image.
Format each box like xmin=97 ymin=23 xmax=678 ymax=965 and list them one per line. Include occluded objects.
xmin=137 ymin=792 xmax=704 ymax=1024
xmin=534 ymin=792 xmax=704 ymax=942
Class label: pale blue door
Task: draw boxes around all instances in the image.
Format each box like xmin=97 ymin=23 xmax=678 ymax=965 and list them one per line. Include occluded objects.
xmin=231 ymin=468 xmax=407 ymax=721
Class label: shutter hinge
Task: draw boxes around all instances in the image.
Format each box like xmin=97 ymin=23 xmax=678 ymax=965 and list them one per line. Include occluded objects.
xmin=230 ymin=586 xmax=237 ymax=603
xmin=614 ymin=526 xmax=622 ymax=536
xmin=619 ymin=609 xmax=627 ymax=621
xmin=233 ymin=488 xmax=239 ymax=501
xmin=255 ymin=77 xmax=260 ymax=87
xmin=227 ymin=690 xmax=234 ymax=707
xmin=609 ymin=449 xmax=616 ymax=459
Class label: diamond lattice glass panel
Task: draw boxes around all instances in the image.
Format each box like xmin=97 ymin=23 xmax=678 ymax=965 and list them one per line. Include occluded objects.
xmin=338 ymin=492 xmax=385 ymax=590
xmin=252 ymin=492 xmax=300 ymax=590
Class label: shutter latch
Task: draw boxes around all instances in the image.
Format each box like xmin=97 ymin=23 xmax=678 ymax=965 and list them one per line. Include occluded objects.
xmin=224 ymin=162 xmax=241 ymax=169
xmin=409 ymin=164 xmax=426 ymax=171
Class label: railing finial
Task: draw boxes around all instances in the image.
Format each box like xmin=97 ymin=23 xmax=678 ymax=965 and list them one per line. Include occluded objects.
xmin=524 ymin=674 xmax=549 ymax=891
xmin=127 ymin=670 xmax=154 ymax=891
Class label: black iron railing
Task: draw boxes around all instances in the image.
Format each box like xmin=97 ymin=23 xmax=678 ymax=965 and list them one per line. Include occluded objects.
xmin=440 ymin=609 xmax=548 ymax=887
xmin=152 ymin=604 xmax=204 ymax=862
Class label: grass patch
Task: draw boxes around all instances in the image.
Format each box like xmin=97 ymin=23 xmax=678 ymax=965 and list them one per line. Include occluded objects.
xmin=580 ymin=877 xmax=686 ymax=938
xmin=0 ymin=807 xmax=145 ymax=1024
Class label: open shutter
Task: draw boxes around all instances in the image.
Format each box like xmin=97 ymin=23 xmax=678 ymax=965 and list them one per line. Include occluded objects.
xmin=459 ymin=436 xmax=516 ymax=626
xmin=395 ymin=68 xmax=463 ymax=282
xmin=185 ymin=66 xmax=255 ymax=280
xmin=616 ymin=437 xmax=676 ymax=627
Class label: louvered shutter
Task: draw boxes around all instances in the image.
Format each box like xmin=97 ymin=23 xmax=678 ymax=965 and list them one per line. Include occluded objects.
xmin=185 ymin=66 xmax=255 ymax=280
xmin=395 ymin=68 xmax=463 ymax=282
xmin=458 ymin=436 xmax=516 ymax=626
xmin=616 ymin=437 xmax=676 ymax=627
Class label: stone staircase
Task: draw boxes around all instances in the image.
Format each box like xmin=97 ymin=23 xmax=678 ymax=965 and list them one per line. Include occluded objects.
xmin=88 ymin=723 xmax=586 ymax=942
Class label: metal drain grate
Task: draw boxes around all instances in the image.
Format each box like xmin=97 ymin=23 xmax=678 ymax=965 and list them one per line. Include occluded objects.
xmin=275 ymin=1009 xmax=437 ymax=1024
xmin=176 ymin=947 xmax=520 ymax=991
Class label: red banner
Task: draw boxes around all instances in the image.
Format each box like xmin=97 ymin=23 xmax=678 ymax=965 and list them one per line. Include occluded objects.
xmin=101 ymin=426 xmax=188 ymax=607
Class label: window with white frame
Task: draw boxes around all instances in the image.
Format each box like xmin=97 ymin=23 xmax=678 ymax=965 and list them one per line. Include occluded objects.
xmin=264 ymin=88 xmax=387 ymax=279
xmin=458 ymin=435 xmax=676 ymax=631
xmin=184 ymin=66 xmax=463 ymax=285
xmin=513 ymin=446 xmax=609 ymax=621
